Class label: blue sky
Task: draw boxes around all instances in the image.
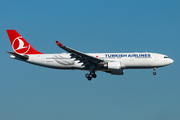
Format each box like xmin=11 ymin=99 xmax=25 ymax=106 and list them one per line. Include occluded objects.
xmin=1 ymin=0 xmax=180 ymax=120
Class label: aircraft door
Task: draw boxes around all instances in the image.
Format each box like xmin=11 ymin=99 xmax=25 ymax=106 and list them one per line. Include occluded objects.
xmin=41 ymin=56 xmax=46 ymax=62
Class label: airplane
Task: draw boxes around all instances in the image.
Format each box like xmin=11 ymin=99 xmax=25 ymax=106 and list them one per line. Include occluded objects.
xmin=6 ymin=30 xmax=174 ymax=81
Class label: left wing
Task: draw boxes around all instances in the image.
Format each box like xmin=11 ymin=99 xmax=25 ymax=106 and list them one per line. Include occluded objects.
xmin=55 ymin=41 xmax=104 ymax=65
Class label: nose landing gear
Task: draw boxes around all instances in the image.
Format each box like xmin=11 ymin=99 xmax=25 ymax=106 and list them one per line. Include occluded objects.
xmin=153 ymin=68 xmax=156 ymax=75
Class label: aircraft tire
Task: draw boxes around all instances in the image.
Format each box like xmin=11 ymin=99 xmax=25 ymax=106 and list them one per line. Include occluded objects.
xmin=92 ymin=74 xmax=97 ymax=78
xmin=88 ymin=77 xmax=92 ymax=81
xmin=85 ymin=73 xmax=90 ymax=78
xmin=153 ymin=72 xmax=156 ymax=75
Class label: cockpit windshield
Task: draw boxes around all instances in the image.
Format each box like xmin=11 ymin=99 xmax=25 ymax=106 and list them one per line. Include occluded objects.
xmin=164 ymin=56 xmax=168 ymax=58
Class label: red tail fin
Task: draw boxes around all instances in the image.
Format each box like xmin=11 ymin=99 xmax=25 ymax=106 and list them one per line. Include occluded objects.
xmin=7 ymin=30 xmax=43 ymax=54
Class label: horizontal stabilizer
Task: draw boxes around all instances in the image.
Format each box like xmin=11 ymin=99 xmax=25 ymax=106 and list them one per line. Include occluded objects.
xmin=6 ymin=51 xmax=29 ymax=61
xmin=6 ymin=30 xmax=43 ymax=54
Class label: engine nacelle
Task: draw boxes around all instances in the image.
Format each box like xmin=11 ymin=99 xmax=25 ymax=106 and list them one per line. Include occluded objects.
xmin=110 ymin=69 xmax=124 ymax=75
xmin=104 ymin=62 xmax=121 ymax=70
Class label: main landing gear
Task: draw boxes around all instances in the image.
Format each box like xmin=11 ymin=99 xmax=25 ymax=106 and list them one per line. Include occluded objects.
xmin=153 ymin=68 xmax=156 ymax=75
xmin=85 ymin=64 xmax=97 ymax=81
xmin=85 ymin=71 xmax=97 ymax=81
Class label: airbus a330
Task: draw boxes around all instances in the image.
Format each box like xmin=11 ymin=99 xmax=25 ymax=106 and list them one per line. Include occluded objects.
xmin=6 ymin=30 xmax=174 ymax=81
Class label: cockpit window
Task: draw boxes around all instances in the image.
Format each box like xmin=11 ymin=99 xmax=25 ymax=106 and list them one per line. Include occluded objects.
xmin=164 ymin=56 xmax=168 ymax=58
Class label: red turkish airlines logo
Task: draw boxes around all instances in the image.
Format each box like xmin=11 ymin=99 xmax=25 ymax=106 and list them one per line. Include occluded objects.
xmin=12 ymin=36 xmax=30 ymax=54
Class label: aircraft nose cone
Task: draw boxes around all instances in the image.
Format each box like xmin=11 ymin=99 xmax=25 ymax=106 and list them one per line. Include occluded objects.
xmin=164 ymin=58 xmax=174 ymax=66
xmin=170 ymin=59 xmax=174 ymax=64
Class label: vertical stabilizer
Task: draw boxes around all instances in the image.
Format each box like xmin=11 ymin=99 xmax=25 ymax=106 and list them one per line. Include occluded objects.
xmin=7 ymin=30 xmax=43 ymax=54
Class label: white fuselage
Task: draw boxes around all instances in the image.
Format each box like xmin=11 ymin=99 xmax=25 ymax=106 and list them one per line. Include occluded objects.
xmin=6 ymin=30 xmax=174 ymax=79
xmin=12 ymin=52 xmax=173 ymax=71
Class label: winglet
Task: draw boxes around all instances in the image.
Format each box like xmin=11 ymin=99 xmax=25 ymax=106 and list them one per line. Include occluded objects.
xmin=56 ymin=41 xmax=63 ymax=47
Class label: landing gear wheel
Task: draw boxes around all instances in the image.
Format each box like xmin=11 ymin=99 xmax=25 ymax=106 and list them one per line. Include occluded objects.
xmin=85 ymin=69 xmax=97 ymax=80
xmin=90 ymin=71 xmax=95 ymax=75
xmin=85 ymin=73 xmax=90 ymax=78
xmin=92 ymin=74 xmax=97 ymax=78
xmin=85 ymin=73 xmax=92 ymax=81
xmin=153 ymin=72 xmax=156 ymax=75
xmin=88 ymin=77 xmax=92 ymax=81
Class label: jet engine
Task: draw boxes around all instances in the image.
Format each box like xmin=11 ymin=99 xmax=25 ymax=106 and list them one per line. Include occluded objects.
xmin=105 ymin=69 xmax=124 ymax=75
xmin=110 ymin=69 xmax=124 ymax=75
xmin=104 ymin=62 xmax=121 ymax=70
